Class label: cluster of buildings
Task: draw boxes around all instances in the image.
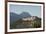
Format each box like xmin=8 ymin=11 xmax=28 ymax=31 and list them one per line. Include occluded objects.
xmin=22 ymin=16 xmax=36 ymax=21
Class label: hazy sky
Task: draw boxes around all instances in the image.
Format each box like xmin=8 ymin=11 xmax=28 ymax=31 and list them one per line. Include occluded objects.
xmin=10 ymin=4 xmax=41 ymax=17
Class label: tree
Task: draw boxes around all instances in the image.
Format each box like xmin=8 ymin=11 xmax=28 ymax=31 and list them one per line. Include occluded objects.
xmin=32 ymin=17 xmax=41 ymax=28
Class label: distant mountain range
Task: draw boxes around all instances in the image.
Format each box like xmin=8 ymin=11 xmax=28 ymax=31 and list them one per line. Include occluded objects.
xmin=20 ymin=12 xmax=31 ymax=18
xmin=10 ymin=12 xmax=31 ymax=24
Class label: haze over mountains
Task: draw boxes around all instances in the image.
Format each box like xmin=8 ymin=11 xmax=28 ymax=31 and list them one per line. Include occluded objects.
xmin=10 ymin=12 xmax=31 ymax=23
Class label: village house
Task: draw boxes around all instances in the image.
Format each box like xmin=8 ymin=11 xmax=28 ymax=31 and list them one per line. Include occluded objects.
xmin=22 ymin=16 xmax=36 ymax=21
xmin=21 ymin=16 xmax=37 ymax=28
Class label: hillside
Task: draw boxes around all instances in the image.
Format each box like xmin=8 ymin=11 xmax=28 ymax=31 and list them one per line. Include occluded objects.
xmin=10 ymin=16 xmax=41 ymax=29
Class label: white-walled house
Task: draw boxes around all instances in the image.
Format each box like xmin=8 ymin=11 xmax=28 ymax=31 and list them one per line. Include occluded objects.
xmin=22 ymin=16 xmax=36 ymax=21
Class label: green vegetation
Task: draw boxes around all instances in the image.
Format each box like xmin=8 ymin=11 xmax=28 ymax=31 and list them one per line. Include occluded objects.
xmin=10 ymin=17 xmax=41 ymax=29
xmin=32 ymin=17 xmax=41 ymax=28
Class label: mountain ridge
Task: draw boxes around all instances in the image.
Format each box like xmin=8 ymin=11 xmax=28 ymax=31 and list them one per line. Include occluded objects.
xmin=10 ymin=12 xmax=31 ymax=24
